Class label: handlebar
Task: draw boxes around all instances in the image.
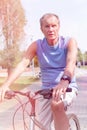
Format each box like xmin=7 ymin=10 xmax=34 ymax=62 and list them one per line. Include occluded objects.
xmin=5 ymin=87 xmax=72 ymax=99
xmin=4 ymin=87 xmax=72 ymax=130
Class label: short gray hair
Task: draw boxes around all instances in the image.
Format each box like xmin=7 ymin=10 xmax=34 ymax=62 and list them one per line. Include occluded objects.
xmin=40 ymin=13 xmax=60 ymax=26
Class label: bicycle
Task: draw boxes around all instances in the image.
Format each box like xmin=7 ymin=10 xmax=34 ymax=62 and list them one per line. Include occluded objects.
xmin=5 ymin=87 xmax=80 ymax=130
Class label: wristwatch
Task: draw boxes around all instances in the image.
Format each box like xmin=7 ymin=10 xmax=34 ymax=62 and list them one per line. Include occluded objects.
xmin=61 ymin=75 xmax=71 ymax=83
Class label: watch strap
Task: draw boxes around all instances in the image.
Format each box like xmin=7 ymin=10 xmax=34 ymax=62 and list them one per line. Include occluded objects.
xmin=61 ymin=75 xmax=71 ymax=83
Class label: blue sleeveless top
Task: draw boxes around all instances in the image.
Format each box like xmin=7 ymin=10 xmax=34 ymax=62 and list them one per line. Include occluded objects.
xmin=36 ymin=36 xmax=78 ymax=89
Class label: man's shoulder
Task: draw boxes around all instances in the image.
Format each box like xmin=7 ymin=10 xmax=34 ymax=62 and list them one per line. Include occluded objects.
xmin=60 ymin=35 xmax=71 ymax=40
xmin=36 ymin=37 xmax=46 ymax=44
xmin=59 ymin=36 xmax=71 ymax=45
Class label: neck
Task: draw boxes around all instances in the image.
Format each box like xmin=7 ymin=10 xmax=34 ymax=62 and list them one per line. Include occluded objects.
xmin=47 ymin=37 xmax=59 ymax=46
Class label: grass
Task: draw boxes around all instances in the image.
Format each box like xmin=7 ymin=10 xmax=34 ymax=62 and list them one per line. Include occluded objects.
xmin=81 ymin=66 xmax=87 ymax=69
xmin=0 ymin=76 xmax=39 ymax=91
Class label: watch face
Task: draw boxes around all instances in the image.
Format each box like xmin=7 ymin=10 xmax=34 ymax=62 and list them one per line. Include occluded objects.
xmin=61 ymin=75 xmax=71 ymax=83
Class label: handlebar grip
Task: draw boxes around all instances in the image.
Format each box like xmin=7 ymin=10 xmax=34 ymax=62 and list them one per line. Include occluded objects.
xmin=5 ymin=91 xmax=15 ymax=99
xmin=66 ymin=87 xmax=72 ymax=92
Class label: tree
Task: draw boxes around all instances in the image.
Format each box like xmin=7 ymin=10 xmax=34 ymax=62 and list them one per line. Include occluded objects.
xmin=0 ymin=0 xmax=26 ymax=76
xmin=83 ymin=51 xmax=87 ymax=65
xmin=77 ymin=48 xmax=83 ymax=62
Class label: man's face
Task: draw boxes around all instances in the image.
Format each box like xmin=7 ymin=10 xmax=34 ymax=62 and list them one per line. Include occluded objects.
xmin=41 ymin=16 xmax=60 ymax=43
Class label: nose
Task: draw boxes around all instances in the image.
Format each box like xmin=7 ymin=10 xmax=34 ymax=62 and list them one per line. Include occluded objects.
xmin=49 ymin=26 xmax=53 ymax=31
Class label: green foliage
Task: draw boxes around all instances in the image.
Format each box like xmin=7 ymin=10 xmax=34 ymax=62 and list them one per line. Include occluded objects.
xmin=0 ymin=44 xmax=24 ymax=68
xmin=77 ymin=48 xmax=82 ymax=62
xmin=77 ymin=48 xmax=87 ymax=65
xmin=84 ymin=51 xmax=87 ymax=62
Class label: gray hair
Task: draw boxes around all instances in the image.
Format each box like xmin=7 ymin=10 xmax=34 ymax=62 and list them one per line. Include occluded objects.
xmin=40 ymin=13 xmax=60 ymax=26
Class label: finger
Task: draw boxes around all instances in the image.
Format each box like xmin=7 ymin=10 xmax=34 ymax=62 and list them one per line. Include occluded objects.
xmin=62 ymin=93 xmax=66 ymax=99
xmin=0 ymin=89 xmax=7 ymax=102
xmin=52 ymin=89 xmax=60 ymax=101
xmin=62 ymin=88 xmax=67 ymax=99
xmin=52 ymin=88 xmax=57 ymax=100
xmin=61 ymin=88 xmax=66 ymax=99
xmin=60 ymin=88 xmax=64 ymax=94
xmin=0 ymin=89 xmax=4 ymax=102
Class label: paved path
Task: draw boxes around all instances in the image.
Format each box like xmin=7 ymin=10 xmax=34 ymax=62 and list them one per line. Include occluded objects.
xmin=0 ymin=68 xmax=87 ymax=130
xmin=68 ymin=75 xmax=87 ymax=130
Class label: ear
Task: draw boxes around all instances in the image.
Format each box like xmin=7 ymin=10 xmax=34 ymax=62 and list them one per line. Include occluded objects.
xmin=40 ymin=26 xmax=43 ymax=33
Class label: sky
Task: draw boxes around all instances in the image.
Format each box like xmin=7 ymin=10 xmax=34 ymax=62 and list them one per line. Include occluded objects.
xmin=21 ymin=0 xmax=87 ymax=53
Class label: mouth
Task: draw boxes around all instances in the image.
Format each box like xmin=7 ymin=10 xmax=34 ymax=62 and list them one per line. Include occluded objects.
xmin=48 ymin=33 xmax=54 ymax=37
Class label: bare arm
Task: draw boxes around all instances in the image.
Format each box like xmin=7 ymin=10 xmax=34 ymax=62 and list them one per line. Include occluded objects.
xmin=53 ymin=38 xmax=78 ymax=100
xmin=0 ymin=42 xmax=37 ymax=101
xmin=3 ymin=42 xmax=37 ymax=86
xmin=64 ymin=38 xmax=78 ymax=78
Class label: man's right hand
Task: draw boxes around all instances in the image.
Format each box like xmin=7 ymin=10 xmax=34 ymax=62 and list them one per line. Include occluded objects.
xmin=0 ymin=85 xmax=10 ymax=102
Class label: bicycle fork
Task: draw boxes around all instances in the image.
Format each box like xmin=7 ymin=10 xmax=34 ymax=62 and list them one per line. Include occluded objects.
xmin=29 ymin=115 xmax=36 ymax=130
xmin=29 ymin=97 xmax=36 ymax=130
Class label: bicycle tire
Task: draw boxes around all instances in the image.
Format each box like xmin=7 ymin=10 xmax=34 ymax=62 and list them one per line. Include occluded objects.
xmin=68 ymin=113 xmax=80 ymax=130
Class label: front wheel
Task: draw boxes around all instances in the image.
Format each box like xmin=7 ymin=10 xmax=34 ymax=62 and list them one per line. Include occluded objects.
xmin=68 ymin=114 xmax=80 ymax=130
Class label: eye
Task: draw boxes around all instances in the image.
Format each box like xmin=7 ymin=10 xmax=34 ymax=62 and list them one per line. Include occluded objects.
xmin=52 ymin=25 xmax=56 ymax=27
xmin=45 ymin=25 xmax=49 ymax=28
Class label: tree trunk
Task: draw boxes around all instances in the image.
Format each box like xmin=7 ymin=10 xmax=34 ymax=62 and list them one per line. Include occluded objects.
xmin=7 ymin=67 xmax=14 ymax=77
